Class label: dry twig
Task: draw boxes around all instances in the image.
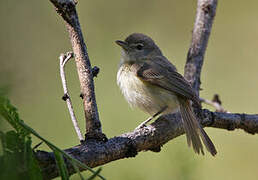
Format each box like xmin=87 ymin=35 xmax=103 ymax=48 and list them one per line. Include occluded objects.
xmin=200 ymin=94 xmax=229 ymax=113
xmin=59 ymin=52 xmax=84 ymax=141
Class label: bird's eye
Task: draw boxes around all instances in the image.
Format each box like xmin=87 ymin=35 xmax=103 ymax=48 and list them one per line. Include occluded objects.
xmin=136 ymin=44 xmax=143 ymax=50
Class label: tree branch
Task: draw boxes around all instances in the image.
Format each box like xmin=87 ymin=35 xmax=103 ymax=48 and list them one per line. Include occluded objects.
xmin=50 ymin=0 xmax=104 ymax=138
xmin=36 ymin=110 xmax=258 ymax=179
xmin=184 ymin=0 xmax=218 ymax=95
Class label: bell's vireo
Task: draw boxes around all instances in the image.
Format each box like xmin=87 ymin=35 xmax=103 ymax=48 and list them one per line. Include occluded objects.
xmin=116 ymin=33 xmax=217 ymax=156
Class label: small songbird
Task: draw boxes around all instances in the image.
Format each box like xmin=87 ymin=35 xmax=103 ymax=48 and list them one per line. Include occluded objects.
xmin=116 ymin=33 xmax=217 ymax=156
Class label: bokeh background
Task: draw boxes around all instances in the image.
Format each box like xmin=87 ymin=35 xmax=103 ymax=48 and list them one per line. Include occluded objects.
xmin=1 ymin=0 xmax=258 ymax=179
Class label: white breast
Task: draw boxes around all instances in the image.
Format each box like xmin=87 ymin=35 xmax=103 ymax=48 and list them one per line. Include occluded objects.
xmin=117 ymin=65 xmax=149 ymax=107
xmin=117 ymin=64 xmax=179 ymax=115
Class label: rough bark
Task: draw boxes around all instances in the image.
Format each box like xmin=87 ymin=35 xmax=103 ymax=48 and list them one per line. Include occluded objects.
xmin=184 ymin=0 xmax=217 ymax=95
xmin=49 ymin=0 xmax=103 ymax=137
xmin=36 ymin=110 xmax=258 ymax=179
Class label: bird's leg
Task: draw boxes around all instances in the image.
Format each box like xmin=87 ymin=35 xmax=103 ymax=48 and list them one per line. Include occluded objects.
xmin=135 ymin=106 xmax=167 ymax=129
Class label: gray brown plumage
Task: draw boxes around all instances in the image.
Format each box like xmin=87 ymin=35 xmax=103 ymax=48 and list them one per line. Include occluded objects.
xmin=116 ymin=33 xmax=217 ymax=156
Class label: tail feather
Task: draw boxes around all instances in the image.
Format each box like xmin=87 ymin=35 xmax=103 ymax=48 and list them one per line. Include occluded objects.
xmin=179 ymin=98 xmax=217 ymax=156
xmin=199 ymin=127 xmax=217 ymax=156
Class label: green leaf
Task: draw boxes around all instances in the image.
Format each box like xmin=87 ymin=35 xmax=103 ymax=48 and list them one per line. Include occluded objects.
xmin=71 ymin=161 xmax=85 ymax=180
xmin=86 ymin=168 xmax=102 ymax=180
xmin=0 ymin=96 xmax=42 ymax=180
xmin=0 ymin=95 xmax=105 ymax=180
xmin=0 ymin=130 xmax=42 ymax=180
xmin=24 ymin=137 xmax=43 ymax=180
xmin=0 ymin=96 xmax=30 ymax=137
xmin=54 ymin=150 xmax=70 ymax=180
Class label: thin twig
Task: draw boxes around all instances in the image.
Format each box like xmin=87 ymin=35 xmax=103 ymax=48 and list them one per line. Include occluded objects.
xmin=200 ymin=94 xmax=229 ymax=113
xmin=59 ymin=52 xmax=83 ymax=141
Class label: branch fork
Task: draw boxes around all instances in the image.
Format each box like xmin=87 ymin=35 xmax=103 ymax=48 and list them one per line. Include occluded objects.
xmin=51 ymin=0 xmax=105 ymax=142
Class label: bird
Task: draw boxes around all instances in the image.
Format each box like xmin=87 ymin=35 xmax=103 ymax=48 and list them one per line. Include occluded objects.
xmin=115 ymin=33 xmax=217 ymax=156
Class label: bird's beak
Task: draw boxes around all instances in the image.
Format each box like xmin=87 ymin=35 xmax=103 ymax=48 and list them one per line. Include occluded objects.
xmin=115 ymin=40 xmax=129 ymax=51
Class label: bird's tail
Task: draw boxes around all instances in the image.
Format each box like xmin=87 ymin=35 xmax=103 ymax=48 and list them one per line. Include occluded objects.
xmin=178 ymin=98 xmax=217 ymax=156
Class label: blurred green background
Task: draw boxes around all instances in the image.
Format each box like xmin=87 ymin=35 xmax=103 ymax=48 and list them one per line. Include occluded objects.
xmin=1 ymin=0 xmax=258 ymax=179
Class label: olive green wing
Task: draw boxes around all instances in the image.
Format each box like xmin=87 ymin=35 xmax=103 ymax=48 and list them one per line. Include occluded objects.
xmin=135 ymin=56 xmax=200 ymax=106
